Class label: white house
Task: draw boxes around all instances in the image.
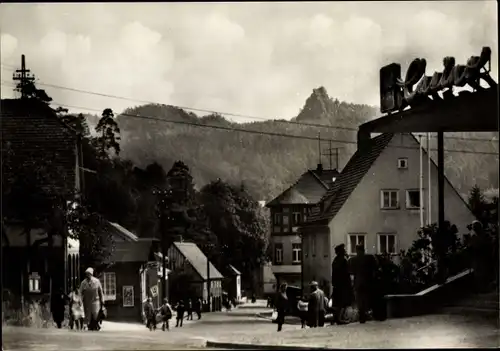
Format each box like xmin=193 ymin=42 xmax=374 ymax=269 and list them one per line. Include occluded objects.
xmin=300 ymin=133 xmax=476 ymax=295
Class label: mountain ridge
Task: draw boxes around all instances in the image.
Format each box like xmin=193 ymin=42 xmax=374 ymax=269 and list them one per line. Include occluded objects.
xmin=108 ymin=87 xmax=498 ymax=201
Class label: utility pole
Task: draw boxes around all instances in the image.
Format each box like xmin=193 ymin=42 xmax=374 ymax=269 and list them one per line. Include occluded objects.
xmin=155 ymin=188 xmax=171 ymax=302
xmin=12 ymin=54 xmax=35 ymax=99
xmin=322 ymin=142 xmax=340 ymax=170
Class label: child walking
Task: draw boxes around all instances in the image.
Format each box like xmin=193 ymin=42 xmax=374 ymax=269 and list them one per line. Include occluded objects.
xmin=175 ymin=300 xmax=185 ymax=327
xmin=297 ymin=296 xmax=309 ymax=329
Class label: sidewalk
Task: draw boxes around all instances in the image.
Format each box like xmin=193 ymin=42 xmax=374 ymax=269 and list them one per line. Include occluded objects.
xmin=206 ymin=313 xmax=499 ymax=349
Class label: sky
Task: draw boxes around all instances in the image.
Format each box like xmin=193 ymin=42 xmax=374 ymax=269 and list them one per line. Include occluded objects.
xmin=0 ymin=1 xmax=497 ymax=122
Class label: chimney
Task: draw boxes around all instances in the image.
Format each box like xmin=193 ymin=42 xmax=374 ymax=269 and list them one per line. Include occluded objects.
xmin=316 ymin=163 xmax=323 ymax=173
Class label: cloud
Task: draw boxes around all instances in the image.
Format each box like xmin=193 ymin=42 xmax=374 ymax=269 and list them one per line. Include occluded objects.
xmin=1 ymin=33 xmax=18 ymax=59
xmin=0 ymin=2 xmax=497 ymax=121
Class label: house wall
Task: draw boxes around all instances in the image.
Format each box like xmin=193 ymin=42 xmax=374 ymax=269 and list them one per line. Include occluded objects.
xmin=303 ymin=134 xmax=476 ymax=293
xmin=3 ymin=225 xmax=67 ymax=304
xmin=330 ymin=133 xmax=475 ymax=255
xmin=101 ymin=262 xmax=142 ymax=322
xmin=302 ymin=225 xmax=331 ymax=295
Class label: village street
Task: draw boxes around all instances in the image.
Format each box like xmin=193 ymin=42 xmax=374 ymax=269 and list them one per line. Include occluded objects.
xmin=3 ymin=300 xmax=499 ymax=350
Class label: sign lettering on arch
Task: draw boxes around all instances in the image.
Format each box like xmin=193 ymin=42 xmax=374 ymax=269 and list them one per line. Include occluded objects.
xmin=380 ymin=47 xmax=496 ymax=114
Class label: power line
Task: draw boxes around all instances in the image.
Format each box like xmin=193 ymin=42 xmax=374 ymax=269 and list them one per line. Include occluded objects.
xmin=3 ymin=90 xmax=491 ymax=156
xmin=1 ymin=82 xmax=498 ymax=154
xmin=1 ymin=63 xmax=498 ymax=144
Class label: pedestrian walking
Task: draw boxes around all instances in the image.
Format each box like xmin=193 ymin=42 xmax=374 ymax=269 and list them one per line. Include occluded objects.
xmin=50 ymin=288 xmax=68 ymax=329
xmin=79 ymin=268 xmax=105 ymax=331
xmin=348 ymin=245 xmax=377 ymax=324
xmin=144 ymin=297 xmax=157 ymax=331
xmin=275 ymin=283 xmax=288 ymax=332
xmin=331 ymin=244 xmax=353 ymax=325
xmin=159 ymin=298 xmax=173 ymax=331
xmin=297 ymin=296 xmax=308 ymax=329
xmin=307 ymin=281 xmax=326 ymax=328
xmin=195 ymin=298 xmax=202 ymax=320
xmin=186 ymin=299 xmax=193 ymax=320
xmin=175 ymin=300 xmax=185 ymax=327
xmin=69 ymin=287 xmax=85 ymax=330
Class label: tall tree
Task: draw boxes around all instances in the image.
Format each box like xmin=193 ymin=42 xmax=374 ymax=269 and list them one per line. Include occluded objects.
xmin=200 ymin=179 xmax=269 ymax=289
xmin=95 ymin=108 xmax=121 ymax=158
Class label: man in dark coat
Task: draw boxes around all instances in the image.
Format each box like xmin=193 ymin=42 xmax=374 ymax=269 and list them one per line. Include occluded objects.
xmin=331 ymin=244 xmax=353 ymax=325
xmin=275 ymin=283 xmax=288 ymax=332
xmin=348 ymin=244 xmax=377 ymax=324
xmin=307 ymin=281 xmax=326 ymax=327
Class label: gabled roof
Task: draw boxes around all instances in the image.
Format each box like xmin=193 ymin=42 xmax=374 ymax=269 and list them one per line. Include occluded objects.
xmin=172 ymin=242 xmax=223 ymax=280
xmin=307 ymin=133 xmax=394 ymax=223
xmin=229 ymin=264 xmax=241 ymax=275
xmin=107 ymin=221 xmax=139 ymax=242
xmin=266 ymin=169 xmax=339 ymax=207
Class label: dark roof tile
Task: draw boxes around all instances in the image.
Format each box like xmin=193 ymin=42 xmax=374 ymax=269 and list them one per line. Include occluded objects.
xmin=307 ymin=133 xmax=394 ymax=223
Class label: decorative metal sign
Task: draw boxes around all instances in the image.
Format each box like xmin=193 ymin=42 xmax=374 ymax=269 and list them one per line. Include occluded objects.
xmin=380 ymin=47 xmax=496 ymax=114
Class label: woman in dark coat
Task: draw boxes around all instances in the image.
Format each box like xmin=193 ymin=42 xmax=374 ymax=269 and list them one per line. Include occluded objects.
xmin=275 ymin=283 xmax=288 ymax=332
xmin=331 ymin=244 xmax=353 ymax=325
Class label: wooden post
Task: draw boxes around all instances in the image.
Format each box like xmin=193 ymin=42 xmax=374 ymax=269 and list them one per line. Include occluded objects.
xmin=437 ymin=130 xmax=445 ymax=280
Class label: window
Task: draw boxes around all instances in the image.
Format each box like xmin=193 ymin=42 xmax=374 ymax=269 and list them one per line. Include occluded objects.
xmin=292 ymin=243 xmax=302 ymax=263
xmin=274 ymin=244 xmax=283 ymax=265
xmin=28 ymin=273 xmax=41 ymax=293
xmin=398 ymin=158 xmax=408 ymax=169
xmin=101 ymin=272 xmax=117 ymax=301
xmin=273 ymin=213 xmax=282 ymax=225
xmin=292 ymin=212 xmax=302 ymax=226
xmin=348 ymin=234 xmax=366 ymax=255
xmin=123 ymin=286 xmax=134 ymax=307
xmin=283 ymin=207 xmax=290 ymax=213
xmin=378 ymin=234 xmax=397 ymax=255
xmin=381 ymin=190 xmax=399 ymax=209
xmin=283 ymin=214 xmax=290 ymax=226
xmin=406 ymin=190 xmax=421 ymax=209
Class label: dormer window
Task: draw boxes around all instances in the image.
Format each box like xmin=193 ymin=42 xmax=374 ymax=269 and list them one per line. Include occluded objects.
xmin=397 ymin=158 xmax=408 ymax=169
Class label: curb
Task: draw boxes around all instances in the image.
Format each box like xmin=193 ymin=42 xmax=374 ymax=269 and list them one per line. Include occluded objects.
xmin=205 ymin=340 xmax=337 ymax=350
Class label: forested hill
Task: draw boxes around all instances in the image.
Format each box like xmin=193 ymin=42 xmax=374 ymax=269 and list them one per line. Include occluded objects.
xmin=112 ymin=87 xmax=498 ymax=201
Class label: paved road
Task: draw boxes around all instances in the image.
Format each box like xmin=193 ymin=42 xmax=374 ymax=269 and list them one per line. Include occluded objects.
xmin=6 ymin=302 xmax=495 ymax=350
xmin=3 ymin=304 xmax=276 ymax=350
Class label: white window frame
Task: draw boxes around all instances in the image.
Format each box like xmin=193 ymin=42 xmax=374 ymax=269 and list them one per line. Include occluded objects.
xmin=275 ymin=244 xmax=283 ymax=264
xmin=377 ymin=233 xmax=398 ymax=255
xmin=397 ymin=158 xmax=408 ymax=169
xmin=28 ymin=273 xmax=41 ymax=293
xmin=282 ymin=214 xmax=290 ymax=226
xmin=292 ymin=212 xmax=302 ymax=226
xmin=292 ymin=243 xmax=302 ymax=263
xmin=102 ymin=272 xmax=117 ymax=301
xmin=347 ymin=234 xmax=367 ymax=255
xmin=122 ymin=285 xmax=134 ymax=307
xmin=381 ymin=190 xmax=399 ymax=209
xmin=406 ymin=189 xmax=421 ymax=209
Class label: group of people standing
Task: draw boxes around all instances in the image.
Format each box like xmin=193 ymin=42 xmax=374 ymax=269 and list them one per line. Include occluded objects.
xmin=49 ymin=267 xmax=106 ymax=331
xmin=143 ymin=297 xmax=203 ymax=331
xmin=273 ymin=243 xmax=387 ymax=332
